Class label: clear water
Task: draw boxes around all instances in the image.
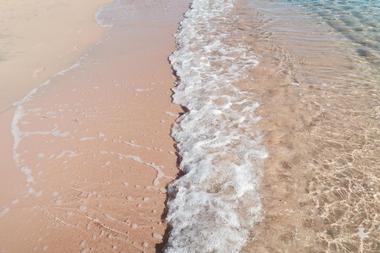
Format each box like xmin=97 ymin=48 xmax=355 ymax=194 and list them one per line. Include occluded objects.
xmin=284 ymin=0 xmax=380 ymax=66
xmin=240 ymin=0 xmax=380 ymax=252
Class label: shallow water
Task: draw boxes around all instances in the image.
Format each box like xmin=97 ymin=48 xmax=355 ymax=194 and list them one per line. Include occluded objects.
xmin=164 ymin=0 xmax=380 ymax=252
xmin=239 ymin=0 xmax=380 ymax=252
xmin=284 ymin=0 xmax=380 ymax=67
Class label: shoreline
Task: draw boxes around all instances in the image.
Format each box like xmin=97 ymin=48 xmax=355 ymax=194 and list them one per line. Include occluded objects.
xmin=1 ymin=0 xmax=379 ymax=252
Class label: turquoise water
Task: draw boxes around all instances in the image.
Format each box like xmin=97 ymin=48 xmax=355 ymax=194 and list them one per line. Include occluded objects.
xmin=284 ymin=0 xmax=380 ymax=65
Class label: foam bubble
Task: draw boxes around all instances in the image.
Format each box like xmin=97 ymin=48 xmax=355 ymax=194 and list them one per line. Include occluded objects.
xmin=165 ymin=0 xmax=267 ymax=252
xmin=0 ymin=207 xmax=10 ymax=218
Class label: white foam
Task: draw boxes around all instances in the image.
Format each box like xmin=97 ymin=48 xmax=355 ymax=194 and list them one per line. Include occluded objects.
xmin=79 ymin=136 xmax=97 ymax=141
xmin=98 ymin=150 xmax=165 ymax=186
xmin=135 ymin=88 xmax=154 ymax=93
xmin=95 ymin=0 xmax=130 ymax=28
xmin=358 ymin=226 xmax=369 ymax=240
xmin=123 ymin=154 xmax=165 ymax=186
xmin=51 ymin=129 xmax=70 ymax=137
xmin=165 ymin=0 xmax=267 ymax=252
xmin=165 ymin=111 xmax=178 ymax=117
xmin=55 ymin=150 xmax=78 ymax=159
xmin=95 ymin=6 xmax=114 ymax=28
xmin=0 ymin=207 xmax=10 ymax=218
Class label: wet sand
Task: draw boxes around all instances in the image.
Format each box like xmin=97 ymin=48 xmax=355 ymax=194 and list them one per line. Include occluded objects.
xmin=0 ymin=0 xmax=111 ymax=112
xmin=0 ymin=0 xmax=189 ymax=252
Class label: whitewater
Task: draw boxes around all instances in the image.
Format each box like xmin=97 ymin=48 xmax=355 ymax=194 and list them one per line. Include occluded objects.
xmin=165 ymin=0 xmax=268 ymax=252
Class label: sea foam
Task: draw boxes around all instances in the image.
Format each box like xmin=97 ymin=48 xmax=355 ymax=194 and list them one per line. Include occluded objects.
xmin=95 ymin=0 xmax=130 ymax=28
xmin=165 ymin=0 xmax=267 ymax=252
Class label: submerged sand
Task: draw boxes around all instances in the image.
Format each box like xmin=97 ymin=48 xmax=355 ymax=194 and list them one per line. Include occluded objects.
xmin=0 ymin=0 xmax=189 ymax=252
xmin=235 ymin=1 xmax=380 ymax=252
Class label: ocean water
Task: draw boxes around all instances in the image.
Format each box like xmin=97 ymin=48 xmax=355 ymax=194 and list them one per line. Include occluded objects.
xmin=241 ymin=0 xmax=380 ymax=252
xmin=284 ymin=0 xmax=380 ymax=67
xmin=167 ymin=0 xmax=379 ymax=252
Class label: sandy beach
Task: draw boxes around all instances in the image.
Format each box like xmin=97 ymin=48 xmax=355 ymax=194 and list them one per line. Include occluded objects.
xmin=0 ymin=0 xmax=111 ymax=112
xmin=0 ymin=0 xmax=189 ymax=252
xmin=1 ymin=0 xmax=379 ymax=252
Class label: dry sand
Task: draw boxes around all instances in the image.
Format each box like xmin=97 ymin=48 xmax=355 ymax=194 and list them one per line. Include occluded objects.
xmin=0 ymin=0 xmax=189 ymax=252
